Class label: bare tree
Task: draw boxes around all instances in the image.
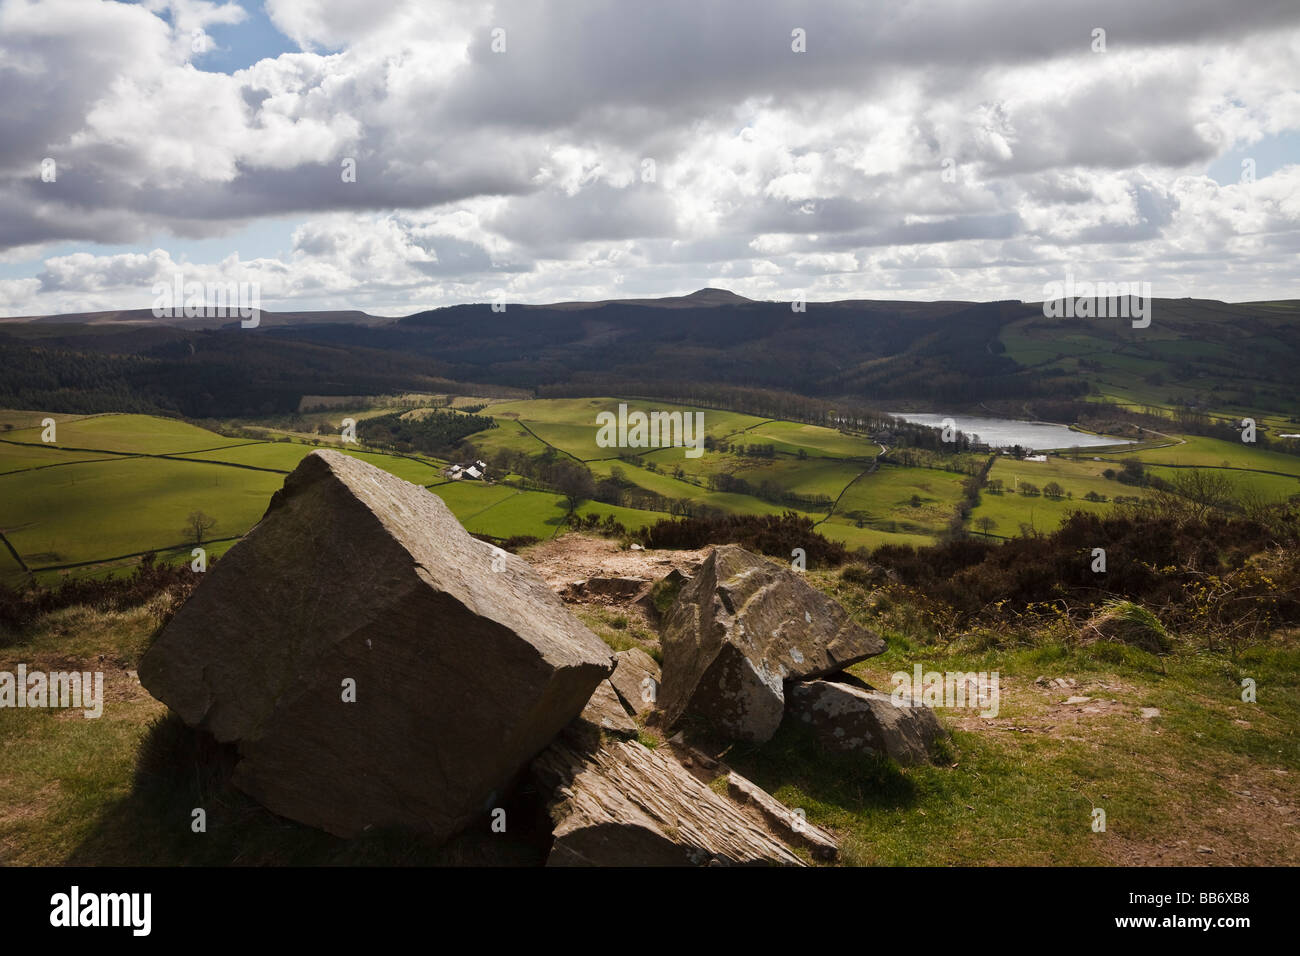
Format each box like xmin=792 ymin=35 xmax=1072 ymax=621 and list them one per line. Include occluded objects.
xmin=185 ymin=510 xmax=217 ymax=546
xmin=553 ymin=462 xmax=596 ymax=512
xmin=1146 ymin=469 xmax=1239 ymax=523
xmin=975 ymin=516 xmax=997 ymax=538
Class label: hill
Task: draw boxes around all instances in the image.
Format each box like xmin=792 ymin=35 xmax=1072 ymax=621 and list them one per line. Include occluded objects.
xmin=5 ymin=291 xmax=1297 ymax=424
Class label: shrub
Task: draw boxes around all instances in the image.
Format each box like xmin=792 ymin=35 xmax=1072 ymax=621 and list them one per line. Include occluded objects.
xmin=1082 ymin=599 xmax=1171 ymax=655
xmin=635 ymin=511 xmax=849 ymax=566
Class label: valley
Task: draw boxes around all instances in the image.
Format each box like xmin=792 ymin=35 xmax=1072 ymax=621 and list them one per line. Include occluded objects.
xmin=4 ymin=375 xmax=1296 ymax=586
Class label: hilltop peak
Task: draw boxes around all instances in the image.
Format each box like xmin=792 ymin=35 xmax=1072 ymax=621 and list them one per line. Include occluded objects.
xmin=683 ymin=287 xmax=751 ymax=303
xmin=517 ymin=287 xmax=755 ymax=311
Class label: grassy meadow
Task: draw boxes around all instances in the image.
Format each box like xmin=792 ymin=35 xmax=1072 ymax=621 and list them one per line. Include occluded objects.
xmin=3 ymin=558 xmax=1295 ymax=866
xmin=3 ymin=396 xmax=1297 ymax=589
xmin=2 ymin=393 xmax=1298 ymax=867
xmin=726 ymin=570 xmax=1300 ymax=866
xmin=3 ymin=399 xmax=891 ymax=585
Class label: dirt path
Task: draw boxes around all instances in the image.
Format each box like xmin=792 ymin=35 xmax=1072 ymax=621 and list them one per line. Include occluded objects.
xmin=522 ymin=534 xmax=708 ymax=592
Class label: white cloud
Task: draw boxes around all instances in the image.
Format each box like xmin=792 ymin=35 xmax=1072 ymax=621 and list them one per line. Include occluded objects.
xmin=0 ymin=0 xmax=1297 ymax=313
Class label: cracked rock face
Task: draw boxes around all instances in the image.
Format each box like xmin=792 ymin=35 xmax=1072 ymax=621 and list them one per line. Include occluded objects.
xmin=139 ymin=450 xmax=613 ymax=841
xmin=531 ymin=736 xmax=804 ymax=867
xmin=658 ymin=545 xmax=885 ymax=742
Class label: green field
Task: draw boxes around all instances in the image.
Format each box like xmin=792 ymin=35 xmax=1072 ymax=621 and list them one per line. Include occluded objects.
xmin=0 ymin=415 xmax=475 ymax=583
xmin=7 ymin=399 xmax=1288 ymax=585
xmin=743 ymin=420 xmax=881 ymax=459
xmin=170 ymin=441 xmax=315 ymax=471
xmin=0 ymin=443 xmax=122 ymax=474
xmin=340 ymin=450 xmax=447 ymax=486
xmin=0 ymin=409 xmax=696 ymax=584
xmin=429 ymin=482 xmax=656 ymax=539
xmin=0 ymin=404 xmax=908 ymax=584
xmin=815 ymin=520 xmax=936 ymax=552
xmin=1116 ymin=435 xmax=1300 ymax=477
xmin=431 ymin=483 xmax=571 ymax=539
xmin=4 ymin=414 xmax=247 ymax=455
xmin=999 ymin=300 xmax=1300 ymax=421
xmin=0 ymin=541 xmax=26 ymax=587
xmin=0 ymin=456 xmax=284 ymax=570
xmin=480 ymin=398 xmax=773 ymax=461
xmin=728 ymin=457 xmax=867 ymax=500
xmin=0 ymin=409 xmax=100 ymax=430
xmin=585 ymin=458 xmax=810 ymax=517
xmin=967 ymin=456 xmax=1149 ymax=537
xmin=1144 ymin=465 xmax=1299 ymax=503
xmin=833 ymin=464 xmax=970 ymax=537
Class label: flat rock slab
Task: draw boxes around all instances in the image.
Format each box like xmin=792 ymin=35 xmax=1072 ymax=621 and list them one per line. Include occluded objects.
xmin=532 ymin=736 xmax=804 ymax=866
xmin=786 ymin=679 xmax=945 ymax=766
xmin=726 ymin=771 xmax=839 ymax=862
xmin=609 ymin=648 xmax=661 ymax=716
xmin=586 ymin=577 xmax=649 ymax=599
xmin=659 ymin=545 xmax=885 ymax=742
xmin=139 ymin=450 xmax=613 ymax=841
xmin=561 ymin=576 xmax=650 ymax=603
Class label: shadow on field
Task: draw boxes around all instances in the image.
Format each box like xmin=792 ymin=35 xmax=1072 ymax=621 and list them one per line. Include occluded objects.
xmin=68 ymin=712 xmax=552 ymax=866
xmin=723 ymin=721 xmax=922 ymax=815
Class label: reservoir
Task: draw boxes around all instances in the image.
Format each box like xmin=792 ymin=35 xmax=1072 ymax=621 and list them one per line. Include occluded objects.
xmin=888 ymin=413 xmax=1134 ymax=450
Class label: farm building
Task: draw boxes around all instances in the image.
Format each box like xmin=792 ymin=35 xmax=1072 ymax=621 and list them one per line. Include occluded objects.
xmin=446 ymin=459 xmax=489 ymax=481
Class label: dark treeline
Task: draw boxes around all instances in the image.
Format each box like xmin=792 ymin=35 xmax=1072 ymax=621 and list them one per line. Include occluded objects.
xmin=635 ymin=511 xmax=850 ymax=567
xmin=0 ymin=331 xmax=509 ymax=419
xmin=0 ymin=342 xmax=165 ymax=414
xmin=4 ymin=298 xmax=1081 ymax=423
xmin=357 ymin=409 xmax=496 ymax=457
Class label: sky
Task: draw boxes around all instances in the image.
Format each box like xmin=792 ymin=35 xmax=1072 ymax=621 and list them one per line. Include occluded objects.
xmin=0 ymin=0 xmax=1297 ymax=317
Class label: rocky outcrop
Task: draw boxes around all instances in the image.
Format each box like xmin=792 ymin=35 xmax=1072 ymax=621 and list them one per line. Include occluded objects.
xmin=658 ymin=545 xmax=885 ymax=742
xmin=786 ymin=678 xmax=945 ymax=765
xmin=531 ymin=736 xmax=805 ymax=866
xmin=726 ymin=771 xmax=839 ymax=861
xmin=138 ymin=449 xmax=614 ymax=841
xmin=608 ymin=647 xmax=661 ymax=716
xmin=567 ymin=680 xmax=639 ymax=744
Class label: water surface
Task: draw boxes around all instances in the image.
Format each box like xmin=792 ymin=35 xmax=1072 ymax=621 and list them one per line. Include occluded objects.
xmin=889 ymin=413 xmax=1133 ymax=450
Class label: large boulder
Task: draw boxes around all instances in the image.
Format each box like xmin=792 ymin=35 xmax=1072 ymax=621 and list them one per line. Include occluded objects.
xmin=658 ymin=545 xmax=885 ymax=742
xmin=139 ymin=449 xmax=614 ymax=841
xmin=531 ymin=736 xmax=804 ymax=866
xmin=785 ymin=678 xmax=945 ymax=765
